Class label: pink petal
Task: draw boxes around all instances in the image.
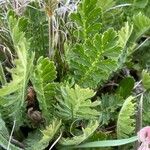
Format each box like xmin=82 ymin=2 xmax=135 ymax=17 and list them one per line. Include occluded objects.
xmin=138 ymin=143 xmax=150 ymax=150
xmin=138 ymin=126 xmax=150 ymax=143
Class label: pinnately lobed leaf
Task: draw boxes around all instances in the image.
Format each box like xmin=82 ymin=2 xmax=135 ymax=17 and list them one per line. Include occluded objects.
xmin=142 ymin=70 xmax=150 ymax=90
xmin=60 ymin=120 xmax=99 ymax=146
xmin=132 ymin=12 xmax=150 ymax=42
xmin=117 ymin=96 xmax=136 ymax=138
xmin=70 ymin=0 xmax=102 ymax=40
xmin=25 ymin=119 xmax=61 ymax=150
xmin=56 ymin=84 xmax=100 ymax=120
xmin=68 ymin=28 xmax=124 ymax=89
xmin=68 ymin=0 xmax=133 ymax=89
xmin=0 ymin=11 xmax=35 ymax=127
xmin=31 ymin=57 xmax=57 ymax=124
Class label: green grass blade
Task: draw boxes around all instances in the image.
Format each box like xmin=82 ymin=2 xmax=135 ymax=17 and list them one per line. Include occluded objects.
xmin=74 ymin=136 xmax=138 ymax=148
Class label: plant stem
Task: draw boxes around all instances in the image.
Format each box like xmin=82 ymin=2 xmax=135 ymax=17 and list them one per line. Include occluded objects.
xmin=11 ymin=138 xmax=25 ymax=149
xmin=134 ymin=94 xmax=143 ymax=150
xmin=0 ymin=62 xmax=7 ymax=85
xmin=7 ymin=120 xmax=16 ymax=150
xmin=49 ymin=132 xmax=62 ymax=150
xmin=48 ymin=16 xmax=54 ymax=59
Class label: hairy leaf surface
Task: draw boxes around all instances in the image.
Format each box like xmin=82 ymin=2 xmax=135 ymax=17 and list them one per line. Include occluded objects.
xmin=60 ymin=120 xmax=99 ymax=146
xmin=25 ymin=119 xmax=61 ymax=150
xmin=0 ymin=12 xmax=34 ymax=126
xmin=31 ymin=57 xmax=57 ymax=123
xmin=68 ymin=28 xmax=124 ymax=89
xmin=117 ymin=96 xmax=136 ymax=138
xmin=56 ymin=84 xmax=100 ymax=120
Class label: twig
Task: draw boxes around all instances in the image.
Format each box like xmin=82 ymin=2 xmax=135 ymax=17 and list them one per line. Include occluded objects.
xmin=7 ymin=119 xmax=16 ymax=150
xmin=11 ymin=138 xmax=25 ymax=149
xmin=103 ymin=82 xmax=119 ymax=87
xmin=138 ymin=94 xmax=143 ymax=130
xmin=133 ymin=80 xmax=142 ymax=89
xmin=134 ymin=94 xmax=143 ymax=150
xmin=105 ymin=4 xmax=132 ymax=12
xmin=48 ymin=16 xmax=53 ymax=58
xmin=134 ymin=37 xmax=150 ymax=51
xmin=49 ymin=132 xmax=62 ymax=150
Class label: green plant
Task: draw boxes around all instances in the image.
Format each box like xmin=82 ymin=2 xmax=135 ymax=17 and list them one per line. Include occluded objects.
xmin=60 ymin=120 xmax=99 ymax=146
xmin=0 ymin=0 xmax=150 ymax=149
xmin=24 ymin=119 xmax=61 ymax=150
xmin=99 ymin=94 xmax=123 ymax=125
xmin=0 ymin=11 xmax=35 ymax=127
xmin=117 ymin=96 xmax=136 ymax=138
xmin=66 ymin=0 xmax=134 ymax=89
xmin=0 ymin=113 xmax=23 ymax=150
xmin=56 ymin=84 xmax=100 ymax=121
xmin=31 ymin=57 xmax=57 ymax=124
